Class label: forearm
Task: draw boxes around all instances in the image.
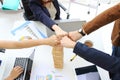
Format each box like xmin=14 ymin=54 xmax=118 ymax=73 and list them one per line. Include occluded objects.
xmin=15 ymin=39 xmax=51 ymax=48
xmin=52 ymin=24 xmax=61 ymax=31
xmin=0 ymin=39 xmax=46 ymax=49
xmin=4 ymin=76 xmax=14 ymax=80
xmin=29 ymin=2 xmax=56 ymax=30
xmin=83 ymin=3 xmax=120 ymax=34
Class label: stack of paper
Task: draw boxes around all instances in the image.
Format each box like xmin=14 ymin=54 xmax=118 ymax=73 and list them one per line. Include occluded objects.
xmin=11 ymin=21 xmax=47 ymax=41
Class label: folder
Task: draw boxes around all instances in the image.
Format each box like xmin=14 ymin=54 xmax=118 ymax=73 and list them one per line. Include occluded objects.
xmin=2 ymin=0 xmax=20 ymax=10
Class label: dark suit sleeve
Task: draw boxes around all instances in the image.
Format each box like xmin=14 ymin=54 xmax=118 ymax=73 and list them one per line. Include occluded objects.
xmin=29 ymin=0 xmax=56 ymax=31
xmin=73 ymin=42 xmax=120 ymax=73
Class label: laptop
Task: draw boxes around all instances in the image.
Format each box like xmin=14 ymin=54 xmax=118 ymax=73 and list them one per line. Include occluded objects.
xmin=74 ymin=65 xmax=101 ymax=80
xmin=2 ymin=48 xmax=35 ymax=80
xmin=46 ymin=19 xmax=86 ymax=37
xmin=14 ymin=49 xmax=35 ymax=80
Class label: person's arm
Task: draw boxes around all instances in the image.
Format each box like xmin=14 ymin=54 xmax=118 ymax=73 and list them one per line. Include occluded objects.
xmin=29 ymin=0 xmax=68 ymax=36
xmin=29 ymin=0 xmax=56 ymax=30
xmin=0 ymin=35 xmax=60 ymax=49
xmin=5 ymin=66 xmax=23 ymax=80
xmin=61 ymin=36 xmax=120 ymax=73
xmin=69 ymin=3 xmax=120 ymax=41
xmin=73 ymin=42 xmax=120 ymax=73
xmin=52 ymin=24 xmax=68 ymax=36
xmin=83 ymin=3 xmax=120 ymax=34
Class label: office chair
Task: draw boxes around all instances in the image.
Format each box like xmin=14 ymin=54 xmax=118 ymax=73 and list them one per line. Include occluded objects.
xmin=58 ymin=2 xmax=70 ymax=19
xmin=68 ymin=0 xmax=100 ymax=15
xmin=21 ymin=0 xmax=70 ymax=20
xmin=0 ymin=0 xmax=3 ymax=5
xmin=21 ymin=0 xmax=35 ymax=20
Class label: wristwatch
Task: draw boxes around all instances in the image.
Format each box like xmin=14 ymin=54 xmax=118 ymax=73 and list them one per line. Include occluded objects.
xmin=78 ymin=29 xmax=86 ymax=36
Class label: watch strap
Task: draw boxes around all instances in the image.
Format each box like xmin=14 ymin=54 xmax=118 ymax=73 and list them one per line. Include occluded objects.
xmin=78 ymin=29 xmax=86 ymax=36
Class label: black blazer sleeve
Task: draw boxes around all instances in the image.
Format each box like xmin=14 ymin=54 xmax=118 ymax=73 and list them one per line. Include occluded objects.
xmin=29 ymin=0 xmax=56 ymax=30
xmin=73 ymin=42 xmax=120 ymax=73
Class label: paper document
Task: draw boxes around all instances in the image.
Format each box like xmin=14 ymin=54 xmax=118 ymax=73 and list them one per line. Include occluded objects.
xmin=11 ymin=21 xmax=47 ymax=41
xmin=30 ymin=62 xmax=67 ymax=80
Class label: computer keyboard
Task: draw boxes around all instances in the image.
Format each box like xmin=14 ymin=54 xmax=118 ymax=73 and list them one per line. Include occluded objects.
xmin=0 ymin=48 xmax=5 ymax=53
xmin=14 ymin=58 xmax=28 ymax=80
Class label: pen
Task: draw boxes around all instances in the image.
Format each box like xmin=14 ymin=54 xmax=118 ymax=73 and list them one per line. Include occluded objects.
xmin=70 ymin=54 xmax=77 ymax=61
xmin=70 ymin=40 xmax=93 ymax=61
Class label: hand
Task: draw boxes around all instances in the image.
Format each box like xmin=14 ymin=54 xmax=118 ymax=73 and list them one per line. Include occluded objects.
xmin=6 ymin=66 xmax=23 ymax=80
xmin=47 ymin=35 xmax=60 ymax=46
xmin=55 ymin=28 xmax=68 ymax=37
xmin=61 ymin=36 xmax=76 ymax=48
xmin=52 ymin=25 xmax=68 ymax=37
xmin=68 ymin=30 xmax=83 ymax=41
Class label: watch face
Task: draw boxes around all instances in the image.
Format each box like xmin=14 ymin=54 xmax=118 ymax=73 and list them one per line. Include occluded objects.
xmin=78 ymin=29 xmax=82 ymax=33
xmin=78 ymin=29 xmax=86 ymax=36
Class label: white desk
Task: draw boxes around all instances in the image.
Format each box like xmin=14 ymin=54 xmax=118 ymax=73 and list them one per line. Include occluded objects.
xmin=1 ymin=46 xmax=101 ymax=80
xmin=0 ymin=19 xmax=110 ymax=80
xmin=0 ymin=53 xmax=7 ymax=80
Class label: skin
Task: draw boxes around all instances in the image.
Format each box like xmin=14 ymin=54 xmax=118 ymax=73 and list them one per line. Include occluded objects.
xmin=52 ymin=24 xmax=68 ymax=37
xmin=61 ymin=36 xmax=93 ymax=48
xmin=41 ymin=0 xmax=68 ymax=37
xmin=0 ymin=35 xmax=60 ymax=49
xmin=68 ymin=30 xmax=83 ymax=41
xmin=5 ymin=66 xmax=23 ymax=80
xmin=61 ymin=36 xmax=76 ymax=48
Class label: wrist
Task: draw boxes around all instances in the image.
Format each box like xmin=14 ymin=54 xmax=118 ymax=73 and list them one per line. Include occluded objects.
xmin=78 ymin=29 xmax=86 ymax=36
xmin=42 ymin=38 xmax=49 ymax=45
xmin=72 ymin=42 xmax=76 ymax=48
xmin=5 ymin=76 xmax=14 ymax=80
xmin=52 ymin=24 xmax=61 ymax=31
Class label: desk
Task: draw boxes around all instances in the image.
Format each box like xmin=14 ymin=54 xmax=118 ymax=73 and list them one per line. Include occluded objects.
xmin=0 ymin=19 xmax=110 ymax=80
xmin=0 ymin=53 xmax=6 ymax=80
xmin=2 ymin=45 xmax=109 ymax=80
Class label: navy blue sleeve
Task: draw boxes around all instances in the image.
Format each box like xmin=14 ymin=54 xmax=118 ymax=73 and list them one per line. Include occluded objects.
xmin=29 ymin=0 xmax=56 ymax=31
xmin=73 ymin=42 xmax=120 ymax=73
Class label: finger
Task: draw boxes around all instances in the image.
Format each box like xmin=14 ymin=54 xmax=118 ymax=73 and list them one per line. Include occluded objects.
xmin=64 ymin=32 xmax=68 ymax=36
xmin=56 ymin=42 xmax=61 ymax=46
xmin=19 ymin=70 xmax=23 ymax=74
xmin=56 ymin=35 xmax=62 ymax=40
xmin=14 ymin=66 xmax=20 ymax=71
xmin=68 ymin=33 xmax=73 ymax=41
xmin=57 ymin=32 xmax=68 ymax=38
xmin=15 ymin=66 xmax=23 ymax=72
